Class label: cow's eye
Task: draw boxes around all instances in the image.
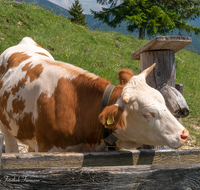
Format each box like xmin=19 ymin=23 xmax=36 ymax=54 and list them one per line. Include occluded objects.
xmin=143 ymin=112 xmax=155 ymax=119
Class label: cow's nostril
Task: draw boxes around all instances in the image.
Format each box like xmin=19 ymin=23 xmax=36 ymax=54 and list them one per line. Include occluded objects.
xmin=180 ymin=129 xmax=189 ymax=143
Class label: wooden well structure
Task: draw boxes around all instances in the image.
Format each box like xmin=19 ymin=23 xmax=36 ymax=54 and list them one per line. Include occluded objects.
xmin=1 ymin=36 xmax=200 ymax=189
xmin=131 ymin=36 xmax=191 ymax=119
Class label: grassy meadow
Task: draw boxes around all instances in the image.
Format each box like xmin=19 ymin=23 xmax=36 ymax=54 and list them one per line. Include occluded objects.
xmin=0 ymin=0 xmax=200 ymax=148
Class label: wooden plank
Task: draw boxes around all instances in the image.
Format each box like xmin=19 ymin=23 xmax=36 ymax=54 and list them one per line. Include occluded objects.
xmin=131 ymin=36 xmax=192 ymax=60
xmin=1 ymin=149 xmax=200 ymax=169
xmin=0 ymin=164 xmax=200 ymax=189
xmin=140 ymin=50 xmax=175 ymax=88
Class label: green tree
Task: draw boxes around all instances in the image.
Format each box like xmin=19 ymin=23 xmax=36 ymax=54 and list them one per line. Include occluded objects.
xmin=91 ymin=0 xmax=200 ymax=39
xmin=68 ymin=0 xmax=87 ymax=26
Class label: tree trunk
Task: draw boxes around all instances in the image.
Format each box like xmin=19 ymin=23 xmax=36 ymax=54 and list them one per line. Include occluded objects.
xmin=139 ymin=27 xmax=145 ymax=40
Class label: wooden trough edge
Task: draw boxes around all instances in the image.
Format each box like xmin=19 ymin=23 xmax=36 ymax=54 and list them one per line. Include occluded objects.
xmin=1 ymin=149 xmax=200 ymax=169
xmin=1 ymin=164 xmax=200 ymax=189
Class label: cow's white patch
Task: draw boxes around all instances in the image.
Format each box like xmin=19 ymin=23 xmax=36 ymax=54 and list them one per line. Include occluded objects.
xmin=8 ymin=119 xmax=20 ymax=137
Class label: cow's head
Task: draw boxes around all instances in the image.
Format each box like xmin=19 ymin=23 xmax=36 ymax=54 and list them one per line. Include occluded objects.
xmin=99 ymin=63 xmax=189 ymax=149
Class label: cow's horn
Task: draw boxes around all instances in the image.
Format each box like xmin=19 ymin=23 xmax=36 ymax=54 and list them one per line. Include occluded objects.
xmin=140 ymin=63 xmax=156 ymax=78
xmin=122 ymin=92 xmax=131 ymax=104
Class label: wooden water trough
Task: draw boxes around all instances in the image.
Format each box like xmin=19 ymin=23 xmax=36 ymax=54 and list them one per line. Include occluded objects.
xmin=1 ymin=147 xmax=200 ymax=189
xmin=1 ymin=36 xmax=200 ymax=189
xmin=131 ymin=36 xmax=191 ymax=119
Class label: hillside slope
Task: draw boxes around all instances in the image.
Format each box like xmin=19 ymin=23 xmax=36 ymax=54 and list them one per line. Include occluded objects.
xmin=10 ymin=0 xmax=200 ymax=54
xmin=0 ymin=0 xmax=199 ymax=147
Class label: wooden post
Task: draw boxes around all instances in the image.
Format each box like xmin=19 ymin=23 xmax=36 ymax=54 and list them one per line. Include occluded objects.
xmin=140 ymin=50 xmax=176 ymax=88
xmin=0 ymin=133 xmax=4 ymax=169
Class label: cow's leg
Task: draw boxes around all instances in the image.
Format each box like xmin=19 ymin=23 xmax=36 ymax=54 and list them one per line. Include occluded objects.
xmin=0 ymin=125 xmax=18 ymax=153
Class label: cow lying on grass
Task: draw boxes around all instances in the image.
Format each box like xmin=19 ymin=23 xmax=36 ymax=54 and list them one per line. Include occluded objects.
xmin=0 ymin=37 xmax=188 ymax=153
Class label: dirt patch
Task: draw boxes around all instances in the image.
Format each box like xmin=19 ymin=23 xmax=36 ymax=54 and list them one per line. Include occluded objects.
xmin=182 ymin=118 xmax=200 ymax=149
xmin=191 ymin=124 xmax=200 ymax=131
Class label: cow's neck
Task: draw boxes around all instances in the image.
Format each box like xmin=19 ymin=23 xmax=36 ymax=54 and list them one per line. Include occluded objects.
xmin=64 ymin=76 xmax=124 ymax=151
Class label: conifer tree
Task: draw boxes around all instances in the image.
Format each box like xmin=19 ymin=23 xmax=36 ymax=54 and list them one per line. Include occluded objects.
xmin=68 ymin=0 xmax=87 ymax=26
xmin=91 ymin=0 xmax=200 ymax=39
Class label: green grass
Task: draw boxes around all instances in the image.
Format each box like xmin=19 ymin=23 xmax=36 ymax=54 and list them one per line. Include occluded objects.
xmin=0 ymin=0 xmax=200 ymax=147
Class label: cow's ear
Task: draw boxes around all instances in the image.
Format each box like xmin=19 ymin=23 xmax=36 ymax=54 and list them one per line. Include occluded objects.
xmin=118 ymin=69 xmax=134 ymax=85
xmin=98 ymin=105 xmax=126 ymax=130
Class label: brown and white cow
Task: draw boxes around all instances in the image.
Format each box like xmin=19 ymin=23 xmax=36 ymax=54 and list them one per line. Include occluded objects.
xmin=0 ymin=37 xmax=189 ymax=153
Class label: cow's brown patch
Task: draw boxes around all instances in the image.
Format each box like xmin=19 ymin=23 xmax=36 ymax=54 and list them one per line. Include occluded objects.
xmin=109 ymin=85 xmax=124 ymax=105
xmin=11 ymin=96 xmax=35 ymax=140
xmin=0 ymin=91 xmax=11 ymax=130
xmin=7 ymin=52 xmax=31 ymax=69
xmin=36 ymin=78 xmax=78 ymax=151
xmin=35 ymin=52 xmax=49 ymax=57
xmin=0 ymin=91 xmax=10 ymax=111
xmin=11 ymin=77 xmax=27 ymax=96
xmin=0 ymin=90 xmax=35 ymax=141
xmin=15 ymin=112 xmax=35 ymax=140
xmin=11 ymin=62 xmax=43 ymax=96
xmin=22 ymin=62 xmax=43 ymax=83
xmin=0 ymin=81 xmax=3 ymax=90
xmin=35 ymin=76 xmax=109 ymax=151
xmin=12 ymin=97 xmax=25 ymax=114
xmin=0 ymin=65 xmax=6 ymax=76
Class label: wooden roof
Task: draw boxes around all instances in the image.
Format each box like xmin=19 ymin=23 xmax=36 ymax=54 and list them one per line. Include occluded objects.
xmin=131 ymin=36 xmax=192 ymax=60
